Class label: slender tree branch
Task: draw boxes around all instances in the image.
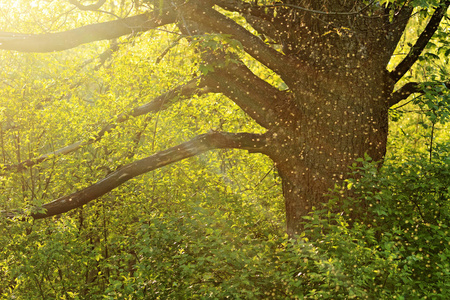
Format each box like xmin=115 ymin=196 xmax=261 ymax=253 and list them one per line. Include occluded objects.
xmin=389 ymin=82 xmax=421 ymax=107
xmin=80 ymin=39 xmax=120 ymax=69
xmin=213 ymin=0 xmax=287 ymax=42
xmin=243 ymin=14 xmax=282 ymax=44
xmin=389 ymin=80 xmax=450 ymax=107
xmin=2 ymin=131 xmax=269 ymax=220
xmin=1 ymin=77 xmax=210 ymax=173
xmin=214 ymin=0 xmax=376 ymax=17
xmin=390 ymin=1 xmax=450 ymax=82
xmin=224 ymin=4 xmax=291 ymax=49
xmin=156 ymin=36 xmax=184 ymax=64
xmin=212 ymin=1 xmax=306 ymax=57
xmin=213 ymin=0 xmax=275 ymax=21
xmin=0 ymin=10 xmax=176 ymax=52
xmin=213 ymin=0 xmax=254 ymax=13
xmin=383 ymin=6 xmax=414 ymax=60
xmin=68 ymin=0 xmax=107 ymax=11
xmin=260 ymin=1 xmax=378 ymax=16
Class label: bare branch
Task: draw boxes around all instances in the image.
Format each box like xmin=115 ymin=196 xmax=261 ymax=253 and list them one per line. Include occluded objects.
xmin=0 ymin=11 xmax=176 ymax=52
xmin=389 ymin=82 xmax=421 ymax=107
xmin=390 ymin=1 xmax=450 ymax=82
xmin=389 ymin=80 xmax=450 ymax=107
xmin=183 ymin=3 xmax=297 ymax=77
xmin=212 ymin=1 xmax=285 ymax=47
xmin=213 ymin=0 xmax=274 ymax=21
xmin=214 ymin=0 xmax=376 ymax=17
xmin=2 ymin=77 xmax=210 ymax=173
xmin=208 ymin=63 xmax=290 ymax=128
xmin=80 ymin=39 xmax=119 ymax=69
xmin=156 ymin=36 xmax=184 ymax=64
xmin=2 ymin=131 xmax=269 ymax=220
xmin=259 ymin=1 xmax=378 ymax=16
xmin=68 ymin=0 xmax=107 ymax=11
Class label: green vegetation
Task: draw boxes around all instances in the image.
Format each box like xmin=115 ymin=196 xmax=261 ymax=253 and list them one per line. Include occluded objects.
xmin=1 ymin=148 xmax=449 ymax=298
xmin=0 ymin=0 xmax=449 ymax=298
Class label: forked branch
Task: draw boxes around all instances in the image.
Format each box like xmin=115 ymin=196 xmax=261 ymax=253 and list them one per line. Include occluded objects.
xmin=390 ymin=1 xmax=450 ymax=82
xmin=2 ymin=131 xmax=268 ymax=220
xmin=183 ymin=3 xmax=297 ymax=78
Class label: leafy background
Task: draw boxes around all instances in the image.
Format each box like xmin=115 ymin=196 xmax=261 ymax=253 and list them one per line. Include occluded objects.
xmin=0 ymin=0 xmax=449 ymax=299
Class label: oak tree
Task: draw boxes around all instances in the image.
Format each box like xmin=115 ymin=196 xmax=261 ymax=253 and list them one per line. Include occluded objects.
xmin=1 ymin=0 xmax=449 ymax=235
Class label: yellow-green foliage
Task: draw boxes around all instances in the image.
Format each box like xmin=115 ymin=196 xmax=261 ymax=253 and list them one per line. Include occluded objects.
xmin=0 ymin=0 xmax=449 ymax=299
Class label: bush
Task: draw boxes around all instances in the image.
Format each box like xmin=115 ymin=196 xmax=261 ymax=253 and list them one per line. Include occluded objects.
xmin=1 ymin=148 xmax=449 ymax=299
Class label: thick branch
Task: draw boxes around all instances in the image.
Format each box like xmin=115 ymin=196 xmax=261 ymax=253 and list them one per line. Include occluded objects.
xmin=390 ymin=1 xmax=450 ymax=82
xmin=389 ymin=82 xmax=421 ymax=107
xmin=183 ymin=2 xmax=296 ymax=78
xmin=213 ymin=0 xmax=281 ymax=41
xmin=2 ymin=77 xmax=210 ymax=173
xmin=216 ymin=2 xmax=292 ymax=49
xmin=2 ymin=131 xmax=268 ymax=220
xmin=0 ymin=11 xmax=176 ymax=52
xmin=389 ymin=80 xmax=450 ymax=107
xmin=208 ymin=63 xmax=290 ymax=128
xmin=213 ymin=0 xmax=254 ymax=13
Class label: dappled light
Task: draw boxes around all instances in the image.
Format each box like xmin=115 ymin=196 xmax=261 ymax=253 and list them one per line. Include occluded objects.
xmin=0 ymin=0 xmax=449 ymax=298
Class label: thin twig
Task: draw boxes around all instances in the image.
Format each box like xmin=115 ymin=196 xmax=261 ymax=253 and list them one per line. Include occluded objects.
xmin=260 ymin=1 xmax=377 ymax=16
xmin=429 ymin=121 xmax=435 ymax=162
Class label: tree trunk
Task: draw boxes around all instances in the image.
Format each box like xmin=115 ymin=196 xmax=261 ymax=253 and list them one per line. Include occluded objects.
xmin=264 ymin=3 xmax=401 ymax=235
xmin=274 ymin=69 xmax=390 ymax=236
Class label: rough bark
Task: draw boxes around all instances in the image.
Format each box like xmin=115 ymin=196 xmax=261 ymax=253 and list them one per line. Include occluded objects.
xmin=203 ymin=0 xmax=412 ymax=235
xmin=272 ymin=62 xmax=391 ymax=235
